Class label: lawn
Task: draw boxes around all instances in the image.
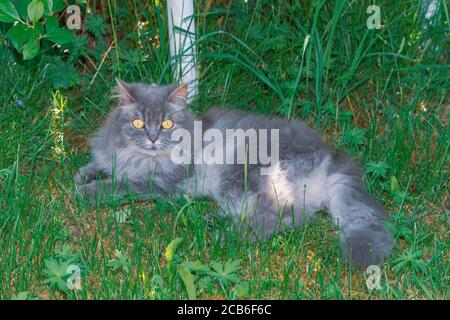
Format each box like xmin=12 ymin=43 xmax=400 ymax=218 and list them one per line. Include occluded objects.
xmin=0 ymin=0 xmax=448 ymax=299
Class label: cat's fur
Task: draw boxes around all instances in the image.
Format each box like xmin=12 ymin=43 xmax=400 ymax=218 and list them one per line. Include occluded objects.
xmin=76 ymin=81 xmax=393 ymax=267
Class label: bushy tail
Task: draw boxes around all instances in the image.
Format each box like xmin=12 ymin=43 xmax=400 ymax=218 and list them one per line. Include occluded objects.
xmin=327 ymin=172 xmax=393 ymax=268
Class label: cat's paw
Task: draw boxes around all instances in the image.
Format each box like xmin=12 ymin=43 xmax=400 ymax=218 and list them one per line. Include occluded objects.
xmin=75 ymin=182 xmax=99 ymax=204
xmin=74 ymin=169 xmax=93 ymax=185
xmin=74 ymin=164 xmax=100 ymax=185
xmin=75 ymin=180 xmax=129 ymax=204
xmin=74 ymin=172 xmax=83 ymax=185
xmin=341 ymin=226 xmax=393 ymax=268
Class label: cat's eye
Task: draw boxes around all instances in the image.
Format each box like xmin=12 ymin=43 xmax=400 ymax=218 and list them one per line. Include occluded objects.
xmin=161 ymin=119 xmax=174 ymax=129
xmin=132 ymin=119 xmax=145 ymax=129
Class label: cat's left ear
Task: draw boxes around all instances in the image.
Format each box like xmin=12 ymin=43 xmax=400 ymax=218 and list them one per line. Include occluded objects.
xmin=168 ymin=83 xmax=188 ymax=108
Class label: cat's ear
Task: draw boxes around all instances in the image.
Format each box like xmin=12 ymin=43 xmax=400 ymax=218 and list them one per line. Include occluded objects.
xmin=114 ymin=79 xmax=136 ymax=105
xmin=168 ymin=83 xmax=188 ymax=107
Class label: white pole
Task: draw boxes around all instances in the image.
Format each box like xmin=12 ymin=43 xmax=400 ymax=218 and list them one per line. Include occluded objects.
xmin=166 ymin=0 xmax=198 ymax=103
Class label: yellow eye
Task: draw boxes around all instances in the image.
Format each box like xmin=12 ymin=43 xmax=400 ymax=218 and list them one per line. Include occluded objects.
xmin=132 ymin=119 xmax=145 ymax=129
xmin=161 ymin=119 xmax=174 ymax=129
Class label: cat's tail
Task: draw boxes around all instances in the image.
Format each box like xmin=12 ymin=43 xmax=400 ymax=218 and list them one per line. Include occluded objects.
xmin=327 ymin=155 xmax=393 ymax=268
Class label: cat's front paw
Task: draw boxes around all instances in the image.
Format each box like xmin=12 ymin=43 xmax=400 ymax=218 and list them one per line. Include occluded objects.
xmin=75 ymin=181 xmax=99 ymax=204
xmin=74 ymin=169 xmax=94 ymax=185
xmin=341 ymin=227 xmax=393 ymax=268
xmin=74 ymin=163 xmax=100 ymax=185
xmin=75 ymin=180 xmax=129 ymax=204
xmin=74 ymin=172 xmax=83 ymax=185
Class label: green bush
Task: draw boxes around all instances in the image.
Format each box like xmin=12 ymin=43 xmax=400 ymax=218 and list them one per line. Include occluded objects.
xmin=0 ymin=0 xmax=88 ymax=59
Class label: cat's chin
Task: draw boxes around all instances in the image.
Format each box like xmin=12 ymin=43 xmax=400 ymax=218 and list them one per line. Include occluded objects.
xmin=139 ymin=148 xmax=161 ymax=157
xmin=138 ymin=147 xmax=170 ymax=158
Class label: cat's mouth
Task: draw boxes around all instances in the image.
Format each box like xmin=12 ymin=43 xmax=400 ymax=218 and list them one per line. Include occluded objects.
xmin=133 ymin=141 xmax=173 ymax=158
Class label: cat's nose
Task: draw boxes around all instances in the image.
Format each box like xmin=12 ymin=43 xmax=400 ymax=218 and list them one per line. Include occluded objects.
xmin=149 ymin=136 xmax=158 ymax=143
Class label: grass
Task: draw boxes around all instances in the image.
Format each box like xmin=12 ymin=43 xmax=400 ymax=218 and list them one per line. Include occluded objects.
xmin=0 ymin=0 xmax=448 ymax=299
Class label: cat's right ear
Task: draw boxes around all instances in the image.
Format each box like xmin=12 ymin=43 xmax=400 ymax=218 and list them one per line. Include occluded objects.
xmin=114 ymin=79 xmax=136 ymax=105
xmin=168 ymin=83 xmax=188 ymax=107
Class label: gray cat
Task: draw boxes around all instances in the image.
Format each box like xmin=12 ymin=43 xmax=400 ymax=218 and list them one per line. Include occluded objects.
xmin=75 ymin=80 xmax=393 ymax=267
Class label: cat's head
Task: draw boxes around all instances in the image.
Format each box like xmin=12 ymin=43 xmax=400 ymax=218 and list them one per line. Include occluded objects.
xmin=110 ymin=80 xmax=193 ymax=157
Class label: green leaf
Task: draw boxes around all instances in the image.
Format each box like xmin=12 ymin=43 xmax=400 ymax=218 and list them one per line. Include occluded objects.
xmin=27 ymin=0 xmax=44 ymax=23
xmin=43 ymin=0 xmax=52 ymax=13
xmin=0 ymin=0 xmax=21 ymax=22
xmin=178 ymin=265 xmax=197 ymax=299
xmin=22 ymin=38 xmax=40 ymax=60
xmin=45 ymin=15 xmax=58 ymax=32
xmin=43 ymin=257 xmax=71 ymax=292
xmin=44 ymin=15 xmax=74 ymax=44
xmin=85 ymin=14 xmax=106 ymax=38
xmin=209 ymin=259 xmax=241 ymax=286
xmin=180 ymin=260 xmax=210 ymax=274
xmin=54 ymin=244 xmax=80 ymax=264
xmin=233 ymin=281 xmax=249 ymax=298
xmin=164 ymin=238 xmax=183 ymax=263
xmin=390 ymin=176 xmax=399 ymax=193
xmin=11 ymin=291 xmax=37 ymax=300
xmin=342 ymin=128 xmax=367 ymax=147
xmin=197 ymin=276 xmax=215 ymax=294
xmin=6 ymin=23 xmax=35 ymax=51
xmin=45 ymin=28 xmax=74 ymax=44
xmin=365 ymin=161 xmax=390 ymax=178
xmin=11 ymin=0 xmax=31 ymax=20
xmin=36 ymin=19 xmax=44 ymax=32
xmin=224 ymin=259 xmax=241 ymax=275
xmin=107 ymin=250 xmax=131 ymax=273
xmin=51 ymin=0 xmax=65 ymax=13
xmin=65 ymin=34 xmax=87 ymax=58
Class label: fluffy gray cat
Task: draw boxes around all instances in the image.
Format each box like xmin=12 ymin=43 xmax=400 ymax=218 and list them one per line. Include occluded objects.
xmin=75 ymin=80 xmax=393 ymax=267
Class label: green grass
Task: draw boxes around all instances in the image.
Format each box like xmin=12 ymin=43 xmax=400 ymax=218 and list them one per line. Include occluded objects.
xmin=0 ymin=0 xmax=448 ymax=299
